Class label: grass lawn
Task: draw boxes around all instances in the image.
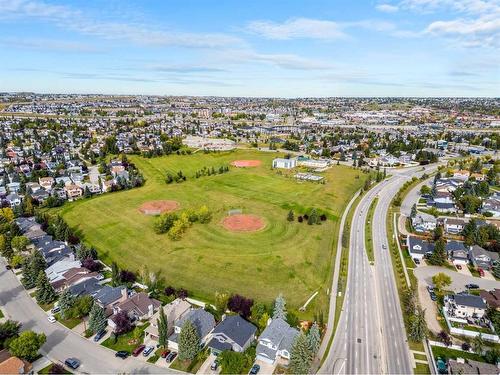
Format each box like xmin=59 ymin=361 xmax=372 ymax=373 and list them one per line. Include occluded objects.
xmin=364 ymin=197 xmax=378 ymax=263
xmin=58 ymin=150 xmax=367 ymax=308
xmin=170 ymin=350 xmax=209 ymax=373
xmin=101 ymin=323 xmax=150 ymax=352
xmin=431 ymin=346 xmax=485 ymax=362
xmin=414 ymin=362 xmax=430 ymax=374
xmin=38 ymin=363 xmax=72 ymax=374
xmin=147 ymin=348 xmax=163 ymax=363
xmin=56 ymin=316 xmax=82 ymax=330
xmin=414 ymin=353 xmax=428 ymax=361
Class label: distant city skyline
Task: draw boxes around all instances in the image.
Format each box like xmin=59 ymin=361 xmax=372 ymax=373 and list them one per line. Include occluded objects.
xmin=0 ymin=0 xmax=498 ymax=97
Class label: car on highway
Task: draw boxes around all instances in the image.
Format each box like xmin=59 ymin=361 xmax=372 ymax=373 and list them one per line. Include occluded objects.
xmin=115 ymin=351 xmax=129 ymax=359
xmin=93 ymin=330 xmax=106 ymax=342
xmin=160 ymin=349 xmax=171 ymax=358
xmin=143 ymin=346 xmax=154 ymax=356
xmin=47 ymin=315 xmax=56 ymax=323
xmin=382 ymin=244 xmax=387 ymax=249
xmin=165 ymin=352 xmax=177 ymax=363
xmin=64 ymin=358 xmax=81 ymax=369
xmin=132 ymin=344 xmax=145 ymax=357
xmin=466 ymin=283 xmax=480 ymax=289
xmin=250 ymin=364 xmax=261 ymax=374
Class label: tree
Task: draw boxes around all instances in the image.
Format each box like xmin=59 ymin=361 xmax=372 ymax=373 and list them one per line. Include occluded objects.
xmin=410 ymin=204 xmax=417 ymax=218
xmin=88 ymin=303 xmax=107 ymax=334
xmin=35 ymin=271 xmax=57 ymax=304
xmin=420 ymin=185 xmax=431 ymax=195
xmin=258 ymin=312 xmax=270 ymax=331
xmin=178 ymin=320 xmax=200 ymax=361
xmin=215 ymin=291 xmax=229 ymax=314
xmin=197 ymin=205 xmax=212 ymax=224
xmin=157 ymin=308 xmax=168 ymax=348
xmin=472 ymin=334 xmax=484 ymax=354
xmin=493 ymin=261 xmax=500 ymax=279
xmin=289 ymin=333 xmax=313 ymax=374
xmin=438 ymin=330 xmax=451 ymax=347
xmin=227 ymin=294 xmax=253 ymax=318
xmin=408 ymin=306 xmax=427 ymax=342
xmin=58 ymin=289 xmax=75 ymax=320
xmin=273 ymin=293 xmax=287 ymax=320
xmin=67 ymin=295 xmax=94 ymax=320
xmin=11 ymin=236 xmax=29 ymax=252
xmin=8 ymin=331 xmax=46 ymax=362
xmin=111 ymin=261 xmax=120 ymax=286
xmin=428 ymin=239 xmax=447 ymax=266
xmin=0 ymin=320 xmax=21 ymax=348
xmin=219 ymin=350 xmax=247 ymax=374
xmin=111 ymin=311 xmax=132 ymax=335
xmin=22 ymin=250 xmax=47 ymax=289
xmin=432 ymin=272 xmax=452 ymax=292
xmin=308 ymin=322 xmax=321 ymax=355
xmin=287 ymin=210 xmax=295 ymax=222
xmin=308 ymin=209 xmax=319 ymax=225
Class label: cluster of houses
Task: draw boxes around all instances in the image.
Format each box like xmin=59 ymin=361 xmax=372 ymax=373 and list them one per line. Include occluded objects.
xmin=0 ymin=152 xmax=133 ymax=208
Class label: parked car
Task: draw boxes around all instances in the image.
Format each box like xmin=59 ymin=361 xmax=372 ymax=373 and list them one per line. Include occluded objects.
xmin=93 ymin=330 xmax=106 ymax=342
xmin=143 ymin=346 xmax=154 ymax=357
xmin=115 ymin=351 xmax=129 ymax=359
xmin=165 ymin=352 xmax=177 ymax=363
xmin=414 ymin=258 xmax=420 ymax=265
xmin=64 ymin=358 xmax=80 ymax=369
xmin=160 ymin=350 xmax=171 ymax=358
xmin=456 ymin=264 xmax=462 ymax=270
xmin=5 ymin=265 xmax=11 ymax=270
xmin=430 ymin=292 xmax=437 ymax=301
xmin=466 ymin=283 xmax=480 ymax=289
xmin=478 ymin=268 xmax=485 ymax=277
xmin=210 ymin=360 xmax=219 ymax=371
xmin=132 ymin=345 xmax=145 ymax=357
xmin=95 ymin=274 xmax=104 ymax=281
xmin=250 ymin=364 xmax=261 ymax=374
xmin=47 ymin=315 xmax=56 ymax=323
xmin=51 ymin=306 xmax=61 ymax=314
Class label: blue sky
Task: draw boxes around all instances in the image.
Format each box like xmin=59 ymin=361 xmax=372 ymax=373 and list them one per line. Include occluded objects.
xmin=0 ymin=0 xmax=498 ymax=97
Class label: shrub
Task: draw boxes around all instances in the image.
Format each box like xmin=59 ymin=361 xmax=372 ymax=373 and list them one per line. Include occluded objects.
xmin=298 ymin=216 xmax=303 ymax=223
xmin=154 ymin=212 xmax=178 ymax=234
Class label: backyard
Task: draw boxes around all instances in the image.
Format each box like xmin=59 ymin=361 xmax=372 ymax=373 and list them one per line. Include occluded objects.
xmin=58 ymin=150 xmax=368 ymax=308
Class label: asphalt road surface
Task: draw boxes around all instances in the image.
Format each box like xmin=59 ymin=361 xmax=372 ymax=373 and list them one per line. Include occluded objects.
xmin=0 ymin=260 xmax=177 ymax=374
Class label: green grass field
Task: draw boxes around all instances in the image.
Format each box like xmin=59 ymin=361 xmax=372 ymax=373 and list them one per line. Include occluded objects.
xmin=59 ymin=150 xmax=367 ymax=308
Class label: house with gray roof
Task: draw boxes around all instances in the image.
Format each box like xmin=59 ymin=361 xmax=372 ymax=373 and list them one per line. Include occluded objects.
xmin=406 ymin=236 xmax=434 ymax=260
xmin=469 ymin=245 xmax=499 ymax=270
xmin=256 ymin=318 xmax=299 ymax=365
xmin=207 ymin=315 xmax=257 ymax=354
xmin=446 ymin=241 xmax=469 ymax=265
xmin=168 ymin=308 xmax=216 ymax=351
xmin=445 ymin=294 xmax=487 ymax=319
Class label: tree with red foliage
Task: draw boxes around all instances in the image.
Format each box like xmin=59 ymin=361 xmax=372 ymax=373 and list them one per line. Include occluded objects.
xmin=82 ymin=258 xmax=103 ymax=272
xmin=176 ymin=288 xmax=188 ymax=299
xmin=227 ymin=294 xmax=254 ymax=318
xmin=111 ymin=311 xmax=132 ymax=335
xmin=119 ymin=270 xmax=136 ymax=284
xmin=164 ymin=286 xmax=176 ymax=296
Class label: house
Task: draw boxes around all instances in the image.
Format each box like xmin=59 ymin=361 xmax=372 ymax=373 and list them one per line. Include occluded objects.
xmin=39 ymin=176 xmax=54 ymax=190
xmin=434 ymin=201 xmax=456 ymax=213
xmin=411 ymin=213 xmax=437 ymax=233
xmin=31 ymin=189 xmax=49 ymax=203
xmin=442 ymin=217 xmax=466 ymax=234
xmin=446 ymin=294 xmax=487 ymax=319
xmin=15 ymin=217 xmax=40 ymax=233
xmin=272 ymin=158 xmax=297 ymax=169
xmin=256 ymin=318 xmax=299 ymax=365
xmin=433 ymin=191 xmax=454 ymax=204
xmin=94 ymin=285 xmax=128 ymax=310
xmin=446 ymin=241 xmax=469 ymax=265
xmin=480 ymin=289 xmax=500 ymax=310
xmin=0 ymin=350 xmax=32 ymax=374
xmin=45 ymin=258 xmax=82 ymax=283
xmin=168 ymin=308 xmax=216 ymax=351
xmin=50 ymin=267 xmax=97 ymax=292
xmin=482 ymin=197 xmax=500 ymax=218
xmin=110 ymin=292 xmax=161 ymax=322
xmin=5 ymin=193 xmax=21 ymax=207
xmin=453 ymin=170 xmax=470 ymax=181
xmin=296 ymin=156 xmax=329 ymax=169
xmin=469 ymin=245 xmax=499 ymax=270
xmin=68 ymin=277 xmax=104 ymax=297
xmin=145 ymin=298 xmax=191 ymax=341
xmin=64 ymin=184 xmax=82 ymax=199
xmin=448 ymin=358 xmax=499 ymax=374
xmin=406 ymin=236 xmax=434 ymax=260
xmin=207 ymin=315 xmax=257 ymax=355
xmin=37 ymin=240 xmax=73 ymax=266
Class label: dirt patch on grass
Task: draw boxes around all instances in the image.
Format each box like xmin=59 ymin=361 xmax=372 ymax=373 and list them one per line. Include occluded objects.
xmin=222 ymin=214 xmax=266 ymax=232
xmin=231 ymin=159 xmax=262 ymax=167
xmin=139 ymin=200 xmax=180 ymax=215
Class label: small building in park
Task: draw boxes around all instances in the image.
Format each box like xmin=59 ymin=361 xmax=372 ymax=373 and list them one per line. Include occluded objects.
xmin=272 ymin=158 xmax=297 ymax=169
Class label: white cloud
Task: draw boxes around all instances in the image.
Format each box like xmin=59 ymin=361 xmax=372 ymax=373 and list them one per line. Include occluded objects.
xmin=376 ymin=4 xmax=400 ymax=12
xmin=0 ymin=0 xmax=242 ymax=49
xmin=247 ymin=18 xmax=346 ymax=40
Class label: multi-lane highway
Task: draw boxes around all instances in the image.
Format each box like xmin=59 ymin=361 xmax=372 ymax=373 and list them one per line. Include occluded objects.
xmin=0 ymin=260 xmax=177 ymax=374
xmin=320 ymin=165 xmax=438 ymax=374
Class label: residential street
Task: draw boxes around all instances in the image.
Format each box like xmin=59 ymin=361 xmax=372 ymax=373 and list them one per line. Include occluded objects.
xmin=0 ymin=260 xmax=178 ymax=374
xmin=414 ymin=266 xmax=500 ymax=292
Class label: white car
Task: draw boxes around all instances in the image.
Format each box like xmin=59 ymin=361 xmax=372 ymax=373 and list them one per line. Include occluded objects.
xmin=47 ymin=315 xmax=56 ymax=323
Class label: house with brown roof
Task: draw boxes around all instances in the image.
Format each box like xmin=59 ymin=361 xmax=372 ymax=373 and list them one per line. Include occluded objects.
xmin=109 ymin=292 xmax=161 ymax=324
xmin=448 ymin=358 xmax=499 ymax=374
xmin=64 ymin=184 xmax=82 ymax=199
xmin=0 ymin=350 xmax=32 ymax=374
xmin=145 ymin=298 xmax=191 ymax=340
xmin=480 ymin=289 xmax=500 ymax=310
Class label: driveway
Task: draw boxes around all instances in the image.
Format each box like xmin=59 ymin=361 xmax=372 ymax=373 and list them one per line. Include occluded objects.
xmin=456 ymin=264 xmax=472 ymax=277
xmin=197 ymin=353 xmax=218 ymax=374
xmin=416 ymin=280 xmax=442 ymax=334
xmin=414 ymin=266 xmax=500 ymax=292
xmin=252 ymin=359 xmax=276 ymax=375
xmin=483 ymin=270 xmax=496 ymax=281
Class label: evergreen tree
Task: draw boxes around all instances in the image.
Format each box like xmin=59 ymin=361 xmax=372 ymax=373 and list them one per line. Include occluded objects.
xmin=289 ymin=333 xmax=313 ymax=374
xmin=178 ymin=320 xmax=200 ymax=361
xmin=410 ymin=204 xmax=417 ymax=218
xmin=472 ymin=334 xmax=484 ymax=354
xmin=428 ymin=239 xmax=447 ymax=266
xmin=157 ymin=308 xmax=168 ymax=348
xmin=308 ymin=322 xmax=321 ymax=355
xmin=35 ymin=271 xmax=57 ymax=304
xmin=493 ymin=261 xmax=500 ymax=279
xmin=111 ymin=261 xmax=120 ymax=287
xmin=287 ymin=210 xmax=295 ymax=222
xmin=408 ymin=306 xmax=427 ymax=342
xmin=58 ymin=289 xmax=75 ymax=319
xmin=273 ymin=293 xmax=287 ymax=320
xmin=88 ymin=303 xmax=107 ymax=334
xmin=22 ymin=250 xmax=47 ymax=289
xmin=308 ymin=209 xmax=319 ymax=225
